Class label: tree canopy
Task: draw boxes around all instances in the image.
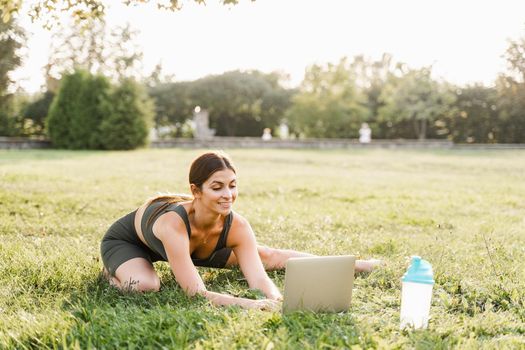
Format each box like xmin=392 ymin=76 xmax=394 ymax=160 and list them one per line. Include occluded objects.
xmin=286 ymin=57 xmax=370 ymax=138
xmin=46 ymin=70 xmax=112 ymax=149
xmin=0 ymin=16 xmax=25 ymax=136
xmin=149 ymin=70 xmax=291 ymax=137
xmin=99 ymin=78 xmax=153 ymax=149
xmin=444 ymin=85 xmax=498 ymax=143
xmin=378 ymin=67 xmax=456 ymax=140
xmin=1 ymin=0 xmax=247 ymax=27
xmin=2 ymin=2 xmax=524 ymax=144
xmin=494 ymin=36 xmax=525 ymax=143
xmin=45 ymin=20 xmax=144 ymax=86
xmin=46 ymin=69 xmax=153 ymax=149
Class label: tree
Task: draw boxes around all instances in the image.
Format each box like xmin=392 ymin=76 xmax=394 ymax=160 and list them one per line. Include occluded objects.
xmin=438 ymin=85 xmax=498 ymax=143
xmin=189 ymin=70 xmax=291 ymax=136
xmin=0 ymin=15 xmax=25 ymax=136
xmin=1 ymin=0 xmax=244 ymax=28
xmin=149 ymin=81 xmax=194 ymax=136
xmin=47 ymin=69 xmax=153 ymax=149
xmin=46 ymin=20 xmax=143 ymax=85
xmin=494 ymin=35 xmax=525 ymax=143
xmin=144 ymin=61 xmax=175 ymax=89
xmin=99 ymin=78 xmax=153 ymax=150
xmin=285 ymin=57 xmax=369 ymax=138
xmin=46 ymin=71 xmax=85 ymax=147
xmin=347 ymin=53 xmax=403 ymax=139
xmin=350 ymin=54 xmax=394 ymax=117
xmin=504 ymin=36 xmax=525 ymax=83
xmin=46 ymin=69 xmax=112 ymax=149
xmin=21 ymin=91 xmax=55 ymax=136
xmin=149 ymin=70 xmax=291 ymax=137
xmin=378 ymin=67 xmax=456 ymax=140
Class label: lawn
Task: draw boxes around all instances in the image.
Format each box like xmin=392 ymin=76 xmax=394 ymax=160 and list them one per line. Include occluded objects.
xmin=0 ymin=148 xmax=524 ymax=349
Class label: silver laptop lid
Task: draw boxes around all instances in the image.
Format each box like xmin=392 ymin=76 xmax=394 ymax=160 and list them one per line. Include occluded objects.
xmin=282 ymin=255 xmax=356 ymax=314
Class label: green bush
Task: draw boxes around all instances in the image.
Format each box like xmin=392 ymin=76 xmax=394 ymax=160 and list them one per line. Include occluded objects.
xmin=46 ymin=70 xmax=109 ymax=149
xmin=46 ymin=70 xmax=79 ymax=147
xmin=22 ymin=91 xmax=54 ymax=136
xmin=46 ymin=70 xmax=152 ymax=150
xmin=0 ymin=107 xmax=18 ymax=136
xmin=0 ymin=93 xmax=33 ymax=137
xmin=99 ymin=79 xmax=153 ymax=150
xmin=71 ymin=74 xmax=112 ymax=149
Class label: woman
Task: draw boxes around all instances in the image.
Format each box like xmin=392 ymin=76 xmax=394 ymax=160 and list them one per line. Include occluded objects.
xmin=101 ymin=151 xmax=379 ymax=311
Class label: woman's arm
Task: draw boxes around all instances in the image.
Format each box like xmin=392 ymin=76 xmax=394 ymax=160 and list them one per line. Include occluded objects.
xmin=157 ymin=213 xmax=279 ymax=310
xmin=228 ymin=215 xmax=283 ymax=301
xmin=200 ymin=290 xmax=279 ymax=310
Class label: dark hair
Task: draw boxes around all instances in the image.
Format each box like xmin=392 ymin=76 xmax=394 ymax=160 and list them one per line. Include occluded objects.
xmin=189 ymin=151 xmax=236 ymax=189
xmin=145 ymin=151 xmax=236 ymax=227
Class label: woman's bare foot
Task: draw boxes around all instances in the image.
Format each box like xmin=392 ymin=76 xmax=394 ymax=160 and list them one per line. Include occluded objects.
xmin=102 ymin=267 xmax=120 ymax=287
xmin=356 ymin=259 xmax=382 ymax=273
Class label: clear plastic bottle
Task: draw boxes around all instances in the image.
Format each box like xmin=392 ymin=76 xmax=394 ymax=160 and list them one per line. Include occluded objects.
xmin=400 ymin=256 xmax=434 ymax=329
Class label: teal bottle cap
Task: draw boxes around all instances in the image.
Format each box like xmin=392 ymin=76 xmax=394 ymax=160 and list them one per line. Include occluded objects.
xmin=402 ymin=256 xmax=434 ymax=285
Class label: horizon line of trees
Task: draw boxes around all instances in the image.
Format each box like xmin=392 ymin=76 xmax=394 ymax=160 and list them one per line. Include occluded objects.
xmin=1 ymin=15 xmax=525 ymax=148
xmin=145 ymin=49 xmax=525 ymax=143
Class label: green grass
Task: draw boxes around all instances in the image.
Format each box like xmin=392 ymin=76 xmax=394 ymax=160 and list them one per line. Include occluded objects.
xmin=1 ymin=148 xmax=524 ymax=349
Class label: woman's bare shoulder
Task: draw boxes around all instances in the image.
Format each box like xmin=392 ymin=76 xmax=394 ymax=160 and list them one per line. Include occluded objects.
xmin=230 ymin=210 xmax=249 ymax=228
xmin=153 ymin=205 xmax=190 ymax=241
xmin=228 ymin=211 xmax=254 ymax=242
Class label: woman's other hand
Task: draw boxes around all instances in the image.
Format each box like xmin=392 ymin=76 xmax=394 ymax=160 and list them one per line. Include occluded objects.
xmin=269 ymin=293 xmax=283 ymax=302
xmin=356 ymin=259 xmax=382 ymax=273
xmin=248 ymin=298 xmax=281 ymax=311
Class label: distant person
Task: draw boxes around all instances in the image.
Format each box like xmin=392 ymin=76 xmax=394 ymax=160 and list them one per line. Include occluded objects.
xmin=101 ymin=151 xmax=380 ymax=310
xmin=359 ymin=123 xmax=372 ymax=143
xmin=262 ymin=128 xmax=272 ymax=141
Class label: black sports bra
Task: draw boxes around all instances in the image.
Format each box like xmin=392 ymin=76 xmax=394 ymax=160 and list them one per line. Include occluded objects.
xmin=140 ymin=201 xmax=233 ymax=265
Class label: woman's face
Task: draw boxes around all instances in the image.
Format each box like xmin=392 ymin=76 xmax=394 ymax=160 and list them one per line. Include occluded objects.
xmin=196 ymin=168 xmax=237 ymax=215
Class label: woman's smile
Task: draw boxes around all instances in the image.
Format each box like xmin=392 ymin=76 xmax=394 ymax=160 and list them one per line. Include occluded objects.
xmin=219 ymin=201 xmax=232 ymax=209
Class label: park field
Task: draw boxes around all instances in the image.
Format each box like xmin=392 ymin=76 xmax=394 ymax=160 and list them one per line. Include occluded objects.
xmin=0 ymin=148 xmax=524 ymax=349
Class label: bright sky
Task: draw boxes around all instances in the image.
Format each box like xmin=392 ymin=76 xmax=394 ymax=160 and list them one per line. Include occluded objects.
xmin=13 ymin=0 xmax=525 ymax=93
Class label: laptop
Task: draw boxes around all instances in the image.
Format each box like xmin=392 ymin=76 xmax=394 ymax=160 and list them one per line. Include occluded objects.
xmin=282 ymin=255 xmax=356 ymax=313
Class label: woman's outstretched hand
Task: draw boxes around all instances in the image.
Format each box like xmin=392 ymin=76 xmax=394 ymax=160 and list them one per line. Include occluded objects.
xmin=356 ymin=259 xmax=382 ymax=273
xmin=200 ymin=290 xmax=281 ymax=311
xmin=248 ymin=298 xmax=281 ymax=312
xmin=266 ymin=291 xmax=283 ymax=302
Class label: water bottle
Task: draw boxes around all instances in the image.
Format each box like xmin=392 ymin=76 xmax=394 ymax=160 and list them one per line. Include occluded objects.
xmin=400 ymin=256 xmax=434 ymax=329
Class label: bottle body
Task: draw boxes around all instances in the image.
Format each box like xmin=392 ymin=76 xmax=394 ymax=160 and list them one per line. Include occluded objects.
xmin=400 ymin=281 xmax=433 ymax=329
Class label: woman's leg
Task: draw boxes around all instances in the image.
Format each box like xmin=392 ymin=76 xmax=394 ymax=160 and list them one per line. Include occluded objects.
xmin=105 ymin=257 xmax=160 ymax=292
xmin=226 ymin=245 xmax=381 ymax=272
xmin=225 ymin=245 xmax=314 ymax=270
xmin=257 ymin=246 xmax=315 ymax=270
